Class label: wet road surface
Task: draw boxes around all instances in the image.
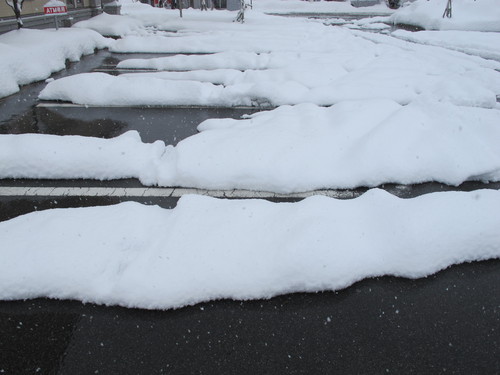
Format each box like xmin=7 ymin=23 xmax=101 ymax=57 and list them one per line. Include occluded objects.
xmin=1 ymin=260 xmax=499 ymax=374
xmin=1 ymin=46 xmax=500 ymax=374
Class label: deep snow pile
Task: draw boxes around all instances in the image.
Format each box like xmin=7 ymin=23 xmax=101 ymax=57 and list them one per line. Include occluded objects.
xmin=1 ymin=189 xmax=499 ymax=310
xmin=2 ymin=100 xmax=500 ymax=192
xmin=389 ymin=0 xmax=500 ymax=32
xmin=0 ymin=28 xmax=110 ymax=99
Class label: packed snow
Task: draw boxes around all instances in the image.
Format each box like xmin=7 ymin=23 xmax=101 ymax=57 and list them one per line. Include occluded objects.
xmin=2 ymin=100 xmax=500 ymax=192
xmin=0 ymin=28 xmax=110 ymax=99
xmin=389 ymin=0 xmax=500 ymax=32
xmin=1 ymin=189 xmax=499 ymax=310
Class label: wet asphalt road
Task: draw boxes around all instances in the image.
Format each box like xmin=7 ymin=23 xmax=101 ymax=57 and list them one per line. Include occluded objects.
xmin=1 ymin=49 xmax=500 ymax=374
xmin=1 ymin=260 xmax=499 ymax=374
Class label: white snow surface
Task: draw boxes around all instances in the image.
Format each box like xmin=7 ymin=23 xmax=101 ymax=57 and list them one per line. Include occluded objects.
xmin=389 ymin=0 xmax=500 ymax=32
xmin=0 ymin=28 xmax=110 ymax=99
xmin=34 ymin=0 xmax=499 ymax=107
xmin=155 ymin=100 xmax=500 ymax=191
xmin=40 ymin=24 xmax=500 ymax=107
xmin=2 ymin=100 xmax=500 ymax=192
xmin=251 ymin=0 xmax=392 ymax=14
xmin=390 ymin=30 xmax=500 ymax=61
xmin=0 ymin=131 xmax=164 ymax=185
xmin=36 ymin=4 xmax=500 ymax=107
xmin=73 ymin=12 xmax=144 ymax=37
xmin=1 ymin=189 xmax=499 ymax=310
xmin=43 ymin=0 xmax=67 ymax=7
xmin=1 ymin=0 xmax=500 ymax=310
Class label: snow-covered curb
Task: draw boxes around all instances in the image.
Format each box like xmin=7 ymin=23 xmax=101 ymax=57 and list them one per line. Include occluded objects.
xmin=0 ymin=28 xmax=110 ymax=99
xmin=1 ymin=189 xmax=499 ymax=310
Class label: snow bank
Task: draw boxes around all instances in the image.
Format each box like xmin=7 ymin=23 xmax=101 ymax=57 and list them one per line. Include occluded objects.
xmin=39 ymin=54 xmax=500 ymax=108
xmin=157 ymin=100 xmax=500 ymax=191
xmin=42 ymin=18 xmax=500 ymax=108
xmin=390 ymin=0 xmax=500 ymax=31
xmin=390 ymin=30 xmax=500 ymax=61
xmin=2 ymin=101 xmax=500 ymax=192
xmin=39 ymin=72 xmax=228 ymax=106
xmin=0 ymin=28 xmax=110 ymax=99
xmin=73 ymin=12 xmax=145 ymax=37
xmin=108 ymin=14 xmax=335 ymax=54
xmin=1 ymin=189 xmax=499 ymax=310
xmin=0 ymin=131 xmax=165 ymax=185
xmin=117 ymin=51 xmax=281 ymax=71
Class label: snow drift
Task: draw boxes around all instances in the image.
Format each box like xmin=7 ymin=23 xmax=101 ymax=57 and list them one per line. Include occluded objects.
xmin=0 ymin=28 xmax=110 ymax=99
xmin=1 ymin=189 xmax=499 ymax=310
xmin=39 ymin=25 xmax=500 ymax=108
xmin=1 ymin=100 xmax=500 ymax=192
xmin=390 ymin=0 xmax=500 ymax=32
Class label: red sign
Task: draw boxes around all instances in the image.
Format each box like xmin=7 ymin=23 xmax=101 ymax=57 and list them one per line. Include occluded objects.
xmin=44 ymin=5 xmax=68 ymax=14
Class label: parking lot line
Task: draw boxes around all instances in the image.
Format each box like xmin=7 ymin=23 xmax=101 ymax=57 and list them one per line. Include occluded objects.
xmin=0 ymin=186 xmax=360 ymax=199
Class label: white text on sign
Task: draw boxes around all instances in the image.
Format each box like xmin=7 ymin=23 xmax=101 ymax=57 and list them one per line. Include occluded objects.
xmin=44 ymin=6 xmax=68 ymax=14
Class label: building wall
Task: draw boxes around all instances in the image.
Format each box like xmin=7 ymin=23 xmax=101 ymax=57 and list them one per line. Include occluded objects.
xmin=1 ymin=0 xmax=92 ymax=20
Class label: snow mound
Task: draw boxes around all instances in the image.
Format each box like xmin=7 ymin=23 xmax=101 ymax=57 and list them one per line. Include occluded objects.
xmin=73 ymin=12 xmax=145 ymax=37
xmin=156 ymin=100 xmax=500 ymax=192
xmin=0 ymin=131 xmax=164 ymax=185
xmin=2 ymin=101 xmax=500 ymax=192
xmin=390 ymin=0 xmax=500 ymax=31
xmin=39 ymin=43 xmax=500 ymax=108
xmin=1 ymin=189 xmax=499 ymax=310
xmin=0 ymin=28 xmax=110 ymax=99
xmin=40 ymin=21 xmax=500 ymax=108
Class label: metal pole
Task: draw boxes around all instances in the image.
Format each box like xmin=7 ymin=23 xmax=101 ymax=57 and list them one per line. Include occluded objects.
xmin=54 ymin=14 xmax=59 ymax=30
xmin=442 ymin=0 xmax=452 ymax=18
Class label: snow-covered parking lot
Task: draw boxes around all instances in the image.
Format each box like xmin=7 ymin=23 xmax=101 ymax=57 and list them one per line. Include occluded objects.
xmin=1 ymin=0 xmax=500 ymax=372
xmin=1 ymin=0 xmax=500 ymax=312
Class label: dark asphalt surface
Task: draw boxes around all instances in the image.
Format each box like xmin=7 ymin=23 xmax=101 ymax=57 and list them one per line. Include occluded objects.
xmin=1 ymin=260 xmax=499 ymax=374
xmin=1 ymin=49 xmax=500 ymax=374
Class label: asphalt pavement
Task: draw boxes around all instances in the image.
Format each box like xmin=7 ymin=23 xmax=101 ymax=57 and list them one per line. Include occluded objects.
xmin=0 ymin=44 xmax=499 ymax=375
xmin=1 ymin=260 xmax=499 ymax=374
